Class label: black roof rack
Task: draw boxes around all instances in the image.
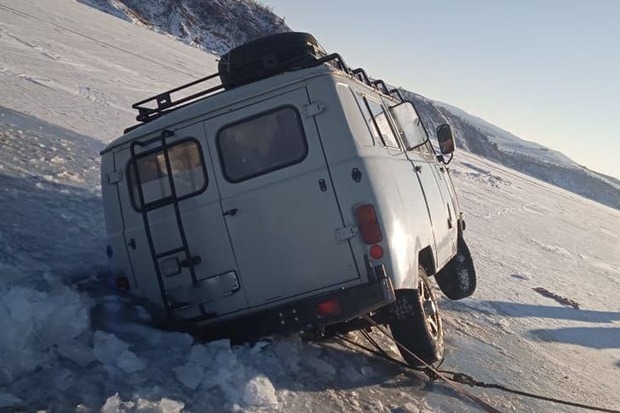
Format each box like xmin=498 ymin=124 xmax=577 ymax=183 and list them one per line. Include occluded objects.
xmin=132 ymin=72 xmax=224 ymax=124
xmin=129 ymin=53 xmax=403 ymax=129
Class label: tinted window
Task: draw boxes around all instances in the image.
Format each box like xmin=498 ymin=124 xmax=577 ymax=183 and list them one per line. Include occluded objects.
xmin=363 ymin=97 xmax=400 ymax=149
xmin=128 ymin=139 xmax=207 ymax=210
xmin=217 ymin=107 xmax=308 ymax=182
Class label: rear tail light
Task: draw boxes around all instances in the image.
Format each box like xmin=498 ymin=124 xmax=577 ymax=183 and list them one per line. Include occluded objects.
xmin=355 ymin=204 xmax=383 ymax=244
xmin=369 ymin=244 xmax=384 ymax=259
xmin=317 ymin=299 xmax=341 ymax=316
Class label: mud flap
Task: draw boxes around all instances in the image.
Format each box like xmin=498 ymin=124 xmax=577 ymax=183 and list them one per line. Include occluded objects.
xmin=434 ymin=235 xmax=477 ymax=300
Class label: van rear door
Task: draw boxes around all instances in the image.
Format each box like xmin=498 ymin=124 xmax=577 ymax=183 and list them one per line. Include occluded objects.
xmin=204 ymin=87 xmax=360 ymax=308
xmin=113 ymin=122 xmax=248 ymax=320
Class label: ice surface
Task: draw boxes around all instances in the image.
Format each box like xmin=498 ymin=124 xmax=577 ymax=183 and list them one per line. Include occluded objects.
xmin=57 ymin=340 xmax=96 ymax=366
xmin=307 ymin=357 xmax=336 ymax=376
xmin=93 ymin=331 xmax=146 ymax=373
xmin=0 ymin=283 xmax=90 ymax=385
xmin=0 ymin=392 xmax=22 ymax=409
xmin=173 ymin=362 xmax=204 ymax=390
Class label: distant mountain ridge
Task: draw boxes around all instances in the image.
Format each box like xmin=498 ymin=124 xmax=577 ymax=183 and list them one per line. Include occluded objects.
xmin=402 ymin=90 xmax=620 ymax=209
xmin=79 ymin=0 xmax=620 ymax=209
xmin=77 ymin=0 xmax=289 ymax=54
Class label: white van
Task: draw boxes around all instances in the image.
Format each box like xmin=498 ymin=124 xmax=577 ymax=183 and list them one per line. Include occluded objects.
xmin=101 ymin=32 xmax=476 ymax=366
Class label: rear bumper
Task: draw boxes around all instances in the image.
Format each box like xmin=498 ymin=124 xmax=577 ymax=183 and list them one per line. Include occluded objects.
xmin=194 ymin=276 xmax=396 ymax=342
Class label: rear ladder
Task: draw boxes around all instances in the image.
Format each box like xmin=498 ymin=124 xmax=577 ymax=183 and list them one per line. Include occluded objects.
xmin=129 ymin=129 xmax=202 ymax=317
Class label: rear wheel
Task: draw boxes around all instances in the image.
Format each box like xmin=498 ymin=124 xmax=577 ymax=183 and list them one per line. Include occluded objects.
xmin=389 ymin=266 xmax=444 ymax=367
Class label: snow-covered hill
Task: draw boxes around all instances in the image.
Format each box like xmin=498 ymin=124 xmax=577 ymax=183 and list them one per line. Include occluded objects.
xmin=1 ymin=1 xmax=619 ymax=412
xmin=77 ymin=0 xmax=289 ymax=55
xmin=402 ymin=90 xmax=620 ymax=210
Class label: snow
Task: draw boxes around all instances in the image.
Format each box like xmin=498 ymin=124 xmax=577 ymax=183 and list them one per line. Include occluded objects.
xmin=0 ymin=282 xmax=91 ymax=385
xmin=93 ymin=331 xmax=146 ymax=374
xmin=100 ymin=394 xmax=185 ymax=413
xmin=0 ymin=0 xmax=619 ymax=412
xmin=242 ymin=375 xmax=278 ymax=407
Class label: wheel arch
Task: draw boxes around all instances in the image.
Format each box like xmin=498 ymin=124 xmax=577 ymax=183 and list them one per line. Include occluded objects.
xmin=418 ymin=245 xmax=436 ymax=276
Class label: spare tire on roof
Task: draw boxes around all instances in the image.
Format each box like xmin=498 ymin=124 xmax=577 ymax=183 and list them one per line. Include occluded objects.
xmin=218 ymin=32 xmax=327 ymax=89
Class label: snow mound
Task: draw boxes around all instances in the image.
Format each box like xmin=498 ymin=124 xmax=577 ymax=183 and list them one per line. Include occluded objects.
xmin=101 ymin=394 xmax=186 ymax=413
xmin=242 ymin=375 xmax=278 ymax=407
xmin=101 ymin=394 xmax=135 ymax=413
xmin=0 ymin=280 xmax=91 ymax=385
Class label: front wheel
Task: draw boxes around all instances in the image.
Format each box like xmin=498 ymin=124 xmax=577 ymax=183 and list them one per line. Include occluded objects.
xmin=389 ymin=266 xmax=444 ymax=367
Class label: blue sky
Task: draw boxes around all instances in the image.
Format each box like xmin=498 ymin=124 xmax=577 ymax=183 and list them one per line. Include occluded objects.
xmin=262 ymin=0 xmax=620 ymax=179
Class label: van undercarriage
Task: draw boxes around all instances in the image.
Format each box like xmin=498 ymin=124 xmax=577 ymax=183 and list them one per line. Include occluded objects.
xmin=193 ymin=274 xmax=395 ymax=343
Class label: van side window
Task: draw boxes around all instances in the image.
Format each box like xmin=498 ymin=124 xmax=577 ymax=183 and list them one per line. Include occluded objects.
xmin=127 ymin=139 xmax=207 ymax=211
xmin=389 ymin=101 xmax=429 ymax=151
xmin=217 ymin=106 xmax=308 ymax=183
xmin=362 ymin=97 xmax=401 ymax=149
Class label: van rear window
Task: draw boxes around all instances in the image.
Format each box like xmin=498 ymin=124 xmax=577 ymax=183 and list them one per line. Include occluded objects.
xmin=217 ymin=106 xmax=308 ymax=183
xmin=127 ymin=139 xmax=207 ymax=211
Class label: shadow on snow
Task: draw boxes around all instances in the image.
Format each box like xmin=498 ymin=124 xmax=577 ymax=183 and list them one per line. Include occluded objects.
xmin=529 ymin=327 xmax=620 ymax=350
xmin=449 ymin=300 xmax=620 ymax=324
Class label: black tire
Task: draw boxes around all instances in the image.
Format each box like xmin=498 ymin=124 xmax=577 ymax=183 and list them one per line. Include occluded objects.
xmin=389 ymin=266 xmax=444 ymax=367
xmin=434 ymin=235 xmax=477 ymax=300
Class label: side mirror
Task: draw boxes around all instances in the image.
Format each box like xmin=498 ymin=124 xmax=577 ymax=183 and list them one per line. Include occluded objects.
xmin=436 ymin=124 xmax=455 ymax=155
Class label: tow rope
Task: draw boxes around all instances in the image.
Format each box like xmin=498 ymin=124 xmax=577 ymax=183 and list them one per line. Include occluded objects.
xmin=332 ymin=315 xmax=620 ymax=413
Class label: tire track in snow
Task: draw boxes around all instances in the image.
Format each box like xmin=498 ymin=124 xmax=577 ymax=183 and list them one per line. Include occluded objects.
xmin=0 ymin=3 xmax=199 ymax=78
xmin=76 ymin=85 xmax=110 ymax=108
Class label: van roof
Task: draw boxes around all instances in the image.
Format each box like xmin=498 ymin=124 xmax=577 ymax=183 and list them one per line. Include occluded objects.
xmin=102 ymin=65 xmax=335 ymax=154
xmin=102 ymin=56 xmax=404 ymax=155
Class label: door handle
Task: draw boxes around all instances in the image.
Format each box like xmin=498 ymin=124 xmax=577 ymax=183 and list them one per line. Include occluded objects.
xmin=223 ymin=208 xmax=238 ymax=217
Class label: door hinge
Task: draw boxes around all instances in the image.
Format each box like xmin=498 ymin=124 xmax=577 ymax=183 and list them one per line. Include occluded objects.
xmin=335 ymin=225 xmax=358 ymax=242
xmin=106 ymin=170 xmax=123 ymax=184
xmin=303 ymin=101 xmax=325 ymax=118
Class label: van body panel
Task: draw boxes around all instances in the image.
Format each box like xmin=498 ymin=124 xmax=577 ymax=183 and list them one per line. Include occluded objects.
xmin=203 ymin=87 xmax=361 ymax=308
xmin=326 ymin=78 xmax=436 ymax=289
xmin=429 ymin=160 xmax=459 ymax=260
xmin=101 ymin=150 xmax=134 ymax=284
xmin=405 ymin=144 xmax=457 ymax=270
xmin=112 ymin=122 xmax=249 ymax=318
xmin=101 ymin=53 xmax=466 ymax=338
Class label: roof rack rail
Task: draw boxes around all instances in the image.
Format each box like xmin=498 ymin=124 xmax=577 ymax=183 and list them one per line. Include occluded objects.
xmin=372 ymin=79 xmax=390 ymax=95
xmin=389 ymin=88 xmax=404 ymax=101
xmin=132 ymin=72 xmax=224 ymax=123
xmin=128 ymin=52 xmax=401 ymax=127
xmin=351 ymin=69 xmax=403 ymax=102
xmin=352 ymin=68 xmax=372 ymax=84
